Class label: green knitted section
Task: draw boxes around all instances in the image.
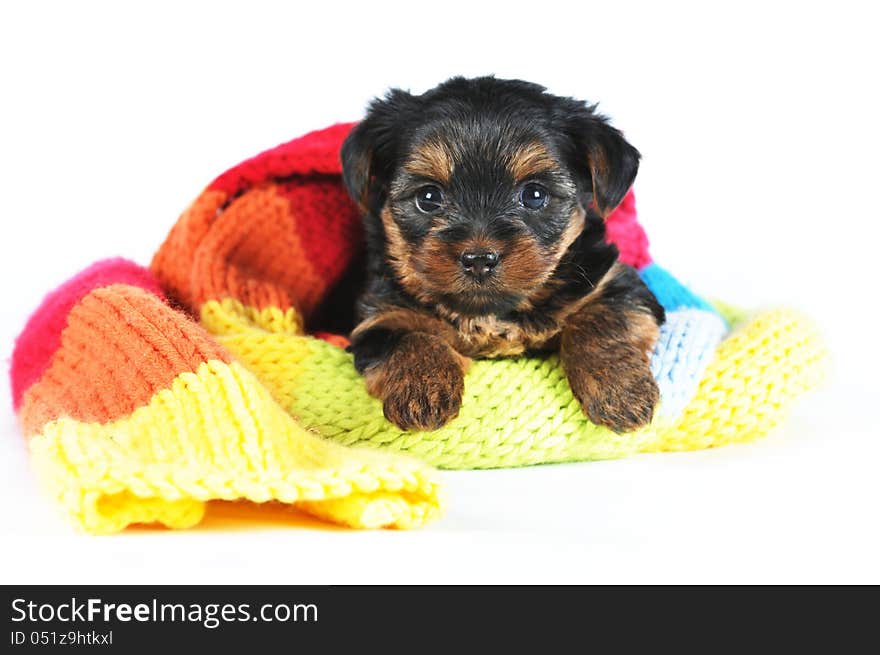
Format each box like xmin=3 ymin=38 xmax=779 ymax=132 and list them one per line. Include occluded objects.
xmin=284 ymin=338 xmax=653 ymax=469
xmin=209 ymin=300 xmax=826 ymax=471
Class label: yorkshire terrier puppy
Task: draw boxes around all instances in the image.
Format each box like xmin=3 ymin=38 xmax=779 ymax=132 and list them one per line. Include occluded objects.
xmin=341 ymin=76 xmax=664 ymax=433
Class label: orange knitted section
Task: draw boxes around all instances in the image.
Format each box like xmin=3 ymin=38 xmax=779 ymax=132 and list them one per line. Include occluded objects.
xmin=195 ymin=185 xmax=324 ymax=313
xmin=152 ymin=186 xmax=325 ymax=318
xmin=19 ymin=284 xmax=230 ymax=435
xmin=151 ymin=188 xmax=228 ymax=311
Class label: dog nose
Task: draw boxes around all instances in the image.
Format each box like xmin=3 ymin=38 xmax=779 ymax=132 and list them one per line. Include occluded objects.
xmin=460 ymin=250 xmax=500 ymax=278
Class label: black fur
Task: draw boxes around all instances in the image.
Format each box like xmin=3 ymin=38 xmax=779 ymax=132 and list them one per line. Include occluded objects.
xmin=341 ymin=76 xmax=664 ymax=431
xmin=342 ymin=76 xmax=645 ymax=321
xmin=350 ymin=327 xmax=403 ymax=374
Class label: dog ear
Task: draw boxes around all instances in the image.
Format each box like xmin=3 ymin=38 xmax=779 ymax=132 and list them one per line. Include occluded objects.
xmin=341 ymin=88 xmax=418 ymax=213
xmin=560 ymin=104 xmax=641 ymax=217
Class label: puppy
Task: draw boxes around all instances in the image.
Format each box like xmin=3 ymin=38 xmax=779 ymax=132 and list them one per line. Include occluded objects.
xmin=341 ymin=77 xmax=664 ymax=433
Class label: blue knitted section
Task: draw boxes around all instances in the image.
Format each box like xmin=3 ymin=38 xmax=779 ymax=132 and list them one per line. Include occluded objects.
xmin=650 ymin=308 xmax=728 ymax=420
xmin=640 ymin=263 xmax=717 ymax=314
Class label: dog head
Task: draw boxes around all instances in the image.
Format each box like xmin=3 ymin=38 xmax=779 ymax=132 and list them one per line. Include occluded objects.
xmin=341 ymin=76 xmax=640 ymax=316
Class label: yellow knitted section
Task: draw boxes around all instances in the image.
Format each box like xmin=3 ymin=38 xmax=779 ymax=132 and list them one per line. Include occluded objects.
xmin=201 ymin=298 xmax=305 ymax=337
xmin=28 ymin=359 xmax=443 ymax=534
xmin=646 ymin=308 xmax=829 ymax=451
xmin=201 ymin=298 xmax=313 ymax=410
xmin=200 ymin=299 xmax=828 ymax=469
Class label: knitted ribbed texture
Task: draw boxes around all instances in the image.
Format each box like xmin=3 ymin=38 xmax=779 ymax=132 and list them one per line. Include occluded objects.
xmin=9 ymin=122 xmax=828 ymax=532
xmin=12 ymin=262 xmax=442 ymax=533
xmin=11 ymin=258 xmax=164 ymax=410
xmin=650 ymin=309 xmax=728 ymax=419
xmin=645 ymin=308 xmax=828 ymax=451
xmin=30 ymin=358 xmax=442 ymax=533
xmin=201 ymin=296 xmax=826 ymax=469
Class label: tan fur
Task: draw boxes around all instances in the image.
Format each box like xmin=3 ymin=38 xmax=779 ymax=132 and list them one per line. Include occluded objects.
xmin=367 ymin=219 xmax=638 ymax=363
xmin=352 ymin=159 xmax=372 ymax=211
xmin=393 ymin=219 xmax=558 ymax=312
xmin=507 ymin=142 xmax=558 ymax=181
xmin=556 ymin=206 xmax=587 ymax=259
xmin=380 ymin=206 xmax=429 ymax=303
xmin=352 ymin=307 xmax=463 ymax=353
xmin=441 ymin=261 xmax=631 ymax=357
xmin=560 ymin=292 xmax=661 ymax=433
xmin=413 ymin=237 xmax=470 ymax=296
xmin=515 ymin=207 xmax=588 ymax=311
xmin=403 ymin=140 xmax=454 ymax=184
xmin=588 ymin=144 xmax=613 ymax=216
xmin=624 ymin=310 xmax=662 ymax=358
xmin=448 ymin=313 xmax=559 ymax=357
xmin=362 ymin=332 xmax=467 ymax=430
xmin=501 ymin=235 xmax=556 ymax=290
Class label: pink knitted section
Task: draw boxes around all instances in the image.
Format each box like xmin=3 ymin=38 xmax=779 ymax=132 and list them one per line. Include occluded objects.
xmin=10 ymin=258 xmax=164 ymax=409
xmin=605 ymin=189 xmax=652 ymax=269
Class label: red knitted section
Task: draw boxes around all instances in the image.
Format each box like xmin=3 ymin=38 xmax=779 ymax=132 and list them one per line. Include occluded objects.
xmin=208 ymin=122 xmax=354 ymax=196
xmin=275 ymin=177 xmax=363 ymax=286
xmin=10 ymin=258 xmax=164 ymax=410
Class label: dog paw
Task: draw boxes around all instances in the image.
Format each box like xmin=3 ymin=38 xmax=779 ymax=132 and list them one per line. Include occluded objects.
xmin=566 ymin=362 xmax=659 ymax=434
xmin=382 ymin=376 xmax=463 ymax=431
xmin=365 ymin=333 xmax=465 ymax=431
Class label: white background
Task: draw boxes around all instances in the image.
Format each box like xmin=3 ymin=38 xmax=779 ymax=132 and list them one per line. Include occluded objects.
xmin=1 ymin=1 xmax=877 ymax=583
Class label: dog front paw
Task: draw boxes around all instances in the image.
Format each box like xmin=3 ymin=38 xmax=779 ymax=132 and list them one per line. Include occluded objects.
xmin=560 ymin=292 xmax=663 ymax=434
xmin=363 ymin=332 xmax=465 ymax=431
xmin=580 ymin=370 xmax=659 ymax=433
xmin=382 ymin=377 xmax=463 ymax=431
xmin=565 ymin=357 xmax=659 ymax=433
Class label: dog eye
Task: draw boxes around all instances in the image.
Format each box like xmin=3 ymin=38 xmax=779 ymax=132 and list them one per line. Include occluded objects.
xmin=520 ymin=183 xmax=549 ymax=210
xmin=415 ymin=185 xmax=443 ymax=213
